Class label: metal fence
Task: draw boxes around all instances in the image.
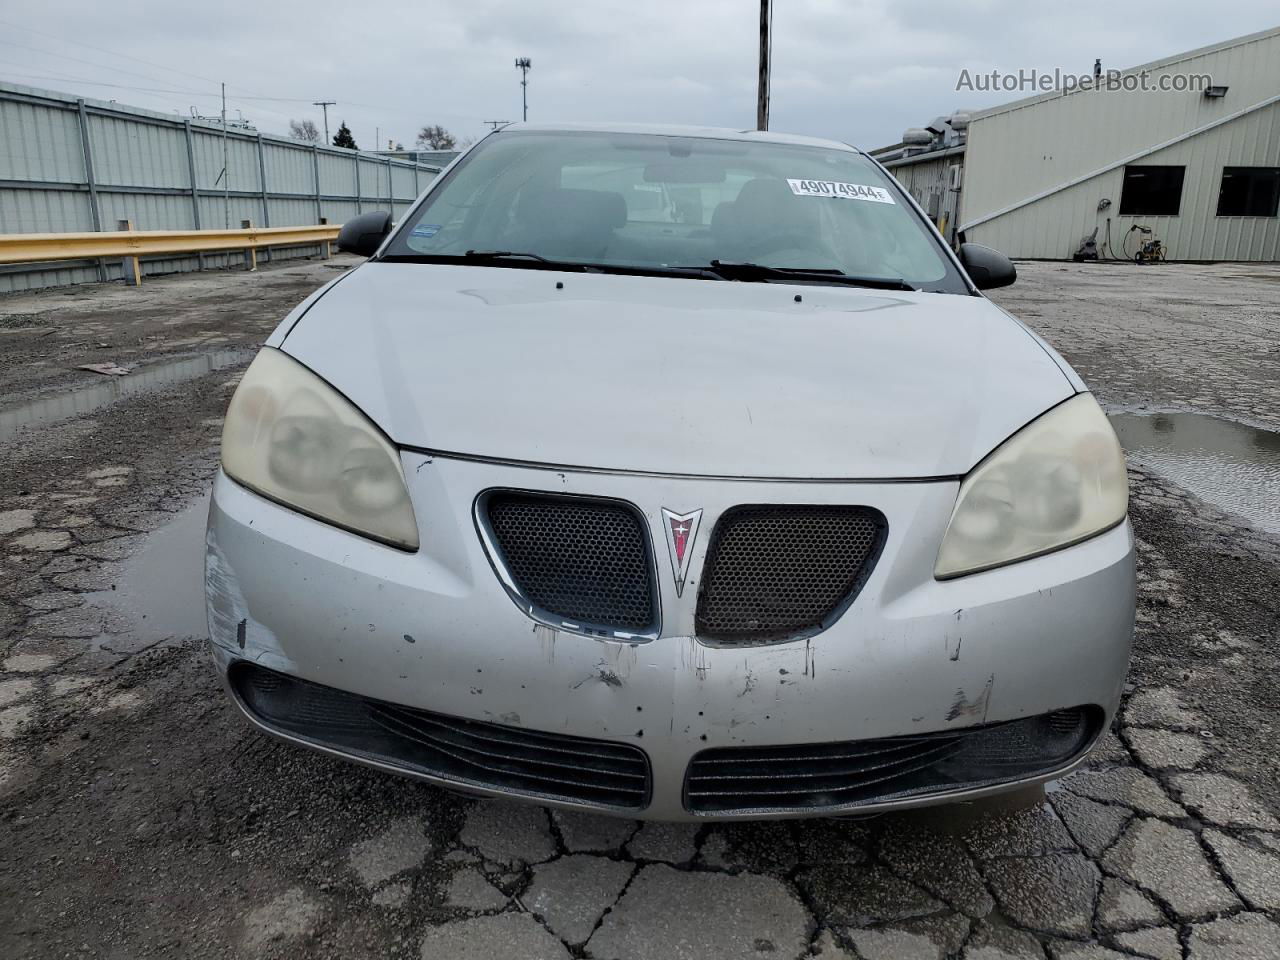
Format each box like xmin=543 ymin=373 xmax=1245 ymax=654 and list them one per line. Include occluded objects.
xmin=0 ymin=81 xmax=441 ymax=293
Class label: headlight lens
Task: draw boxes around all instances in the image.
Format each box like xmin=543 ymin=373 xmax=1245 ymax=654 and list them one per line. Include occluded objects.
xmin=221 ymin=348 xmax=419 ymax=550
xmin=935 ymin=393 xmax=1126 ymax=578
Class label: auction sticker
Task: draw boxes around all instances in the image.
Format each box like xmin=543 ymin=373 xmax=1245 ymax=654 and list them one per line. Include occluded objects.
xmin=787 ymin=179 xmax=895 ymax=204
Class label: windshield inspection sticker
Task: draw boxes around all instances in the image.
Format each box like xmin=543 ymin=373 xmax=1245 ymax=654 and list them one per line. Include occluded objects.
xmin=410 ymin=223 xmax=442 ymax=238
xmin=787 ymin=179 xmax=896 ymax=204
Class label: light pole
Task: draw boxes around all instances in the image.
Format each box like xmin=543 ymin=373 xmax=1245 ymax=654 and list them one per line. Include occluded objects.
xmin=757 ymin=0 xmax=771 ymax=130
xmin=313 ymin=101 xmax=335 ymax=144
xmin=515 ymin=58 xmax=532 ymax=122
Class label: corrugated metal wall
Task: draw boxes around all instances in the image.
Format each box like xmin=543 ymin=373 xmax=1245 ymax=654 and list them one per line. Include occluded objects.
xmin=960 ymin=28 xmax=1280 ymax=261
xmin=883 ymin=151 xmax=964 ymax=245
xmin=965 ymin=103 xmax=1280 ymax=260
xmin=0 ymin=82 xmax=440 ymax=293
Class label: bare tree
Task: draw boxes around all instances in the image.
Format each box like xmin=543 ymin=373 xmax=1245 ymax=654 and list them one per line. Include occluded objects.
xmin=416 ymin=124 xmax=457 ymax=150
xmin=288 ymin=118 xmax=320 ymax=143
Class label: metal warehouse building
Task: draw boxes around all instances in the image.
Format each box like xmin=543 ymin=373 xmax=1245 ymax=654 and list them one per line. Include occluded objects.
xmin=871 ymin=118 xmax=968 ymax=248
xmin=881 ymin=27 xmax=1280 ymax=262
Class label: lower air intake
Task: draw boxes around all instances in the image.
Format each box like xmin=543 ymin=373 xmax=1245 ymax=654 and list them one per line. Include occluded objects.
xmin=231 ymin=663 xmax=651 ymax=811
xmin=684 ymin=706 xmax=1102 ymax=814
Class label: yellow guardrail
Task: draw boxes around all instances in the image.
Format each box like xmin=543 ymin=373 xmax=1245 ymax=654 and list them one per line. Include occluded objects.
xmin=0 ymin=221 xmax=342 ymax=285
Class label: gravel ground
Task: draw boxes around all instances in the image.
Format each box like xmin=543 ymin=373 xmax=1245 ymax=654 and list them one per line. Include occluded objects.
xmin=1 ymin=258 xmax=1278 ymax=959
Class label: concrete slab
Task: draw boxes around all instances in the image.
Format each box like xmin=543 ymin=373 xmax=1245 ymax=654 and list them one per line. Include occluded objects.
xmin=588 ymin=864 xmax=809 ymax=960
xmin=524 ymin=854 xmax=632 ymax=944
xmin=984 ymin=854 xmax=1098 ymax=938
xmin=1101 ymin=818 xmax=1238 ymax=919
xmin=417 ymin=913 xmax=570 ymax=960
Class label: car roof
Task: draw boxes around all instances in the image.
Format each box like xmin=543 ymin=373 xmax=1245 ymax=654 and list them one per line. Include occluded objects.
xmin=498 ymin=122 xmax=862 ymax=154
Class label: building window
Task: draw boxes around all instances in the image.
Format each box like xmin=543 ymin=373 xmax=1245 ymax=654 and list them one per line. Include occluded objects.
xmin=1119 ymin=166 xmax=1185 ymax=216
xmin=1217 ymin=167 xmax=1280 ymax=217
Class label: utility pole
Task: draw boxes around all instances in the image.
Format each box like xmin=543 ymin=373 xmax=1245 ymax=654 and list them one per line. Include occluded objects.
xmin=313 ymin=100 xmax=335 ymax=144
xmin=221 ymin=82 xmax=230 ymax=229
xmin=757 ymin=0 xmax=771 ymax=131
xmin=515 ymin=57 xmax=531 ymax=122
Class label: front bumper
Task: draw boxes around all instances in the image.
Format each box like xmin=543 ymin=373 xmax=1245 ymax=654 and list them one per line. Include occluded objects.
xmin=205 ymin=452 xmax=1135 ymax=821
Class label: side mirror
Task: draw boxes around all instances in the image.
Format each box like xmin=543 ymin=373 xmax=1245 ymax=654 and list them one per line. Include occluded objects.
xmin=959 ymin=242 xmax=1016 ymax=290
xmin=337 ymin=211 xmax=393 ymax=257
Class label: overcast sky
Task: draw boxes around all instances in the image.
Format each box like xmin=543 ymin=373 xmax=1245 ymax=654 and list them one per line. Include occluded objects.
xmin=1 ymin=2 xmax=1276 ymax=150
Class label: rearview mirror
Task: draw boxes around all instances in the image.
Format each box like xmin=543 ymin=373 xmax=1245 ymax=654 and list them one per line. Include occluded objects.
xmin=337 ymin=211 xmax=393 ymax=257
xmin=959 ymin=243 xmax=1016 ymax=290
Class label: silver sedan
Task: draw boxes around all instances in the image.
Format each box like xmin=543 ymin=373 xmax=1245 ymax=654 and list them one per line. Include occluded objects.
xmin=205 ymin=123 xmax=1134 ymax=820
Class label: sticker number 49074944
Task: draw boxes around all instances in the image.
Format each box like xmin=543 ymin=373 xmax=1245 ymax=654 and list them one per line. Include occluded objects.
xmin=787 ymin=179 xmax=895 ymax=204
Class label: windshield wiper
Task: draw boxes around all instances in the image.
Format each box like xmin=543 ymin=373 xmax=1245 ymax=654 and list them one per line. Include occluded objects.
xmin=689 ymin=260 xmax=916 ymax=291
xmin=379 ymin=250 xmax=723 ymax=281
xmin=460 ymin=249 xmax=609 ymax=272
xmin=378 ymin=250 xmax=602 ymax=272
xmin=462 ymin=249 xmax=557 ymax=263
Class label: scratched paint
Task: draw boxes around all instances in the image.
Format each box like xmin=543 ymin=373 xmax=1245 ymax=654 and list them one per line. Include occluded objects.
xmin=946 ymin=673 xmax=994 ymax=722
xmin=534 ymin=623 xmax=558 ymax=661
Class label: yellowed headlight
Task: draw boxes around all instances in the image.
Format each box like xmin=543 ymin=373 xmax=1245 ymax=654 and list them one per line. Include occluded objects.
xmin=936 ymin=393 xmax=1127 ymax=578
xmin=221 ymin=348 xmax=419 ymax=550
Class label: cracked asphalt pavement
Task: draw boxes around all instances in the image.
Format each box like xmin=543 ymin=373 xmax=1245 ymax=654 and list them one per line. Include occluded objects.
xmin=2 ymin=257 xmax=1279 ymax=959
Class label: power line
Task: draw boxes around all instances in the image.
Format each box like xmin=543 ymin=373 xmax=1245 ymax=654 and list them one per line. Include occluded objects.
xmin=0 ymin=17 xmax=223 ymax=85
xmin=0 ymin=26 xmax=333 ymax=121
xmin=0 ymin=68 xmax=306 ymax=138
xmin=0 ymin=19 xmax=316 ymax=106
xmin=0 ymin=18 xmax=495 ymax=136
xmin=0 ymin=68 xmax=303 ymax=108
xmin=0 ymin=36 xmax=187 ymax=89
xmin=0 ymin=70 xmax=207 ymax=97
xmin=0 ymin=69 xmax=494 ymax=137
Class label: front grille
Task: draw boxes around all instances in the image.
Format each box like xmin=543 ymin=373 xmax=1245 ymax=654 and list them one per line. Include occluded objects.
xmin=231 ymin=663 xmax=651 ymax=811
xmin=484 ymin=492 xmax=656 ymax=632
xmin=684 ymin=707 xmax=1101 ymax=814
xmin=695 ymin=505 xmax=886 ymax=643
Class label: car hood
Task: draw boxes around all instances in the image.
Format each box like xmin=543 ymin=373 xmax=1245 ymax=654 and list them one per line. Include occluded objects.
xmin=279 ymin=263 xmax=1074 ymax=479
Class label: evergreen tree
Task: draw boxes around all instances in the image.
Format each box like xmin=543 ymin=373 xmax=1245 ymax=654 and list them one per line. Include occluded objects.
xmin=332 ymin=122 xmax=358 ymax=150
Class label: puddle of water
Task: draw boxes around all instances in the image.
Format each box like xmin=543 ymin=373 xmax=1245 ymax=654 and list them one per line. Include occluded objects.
xmin=87 ymin=495 xmax=209 ymax=646
xmin=1110 ymin=411 xmax=1280 ymax=535
xmin=0 ymin=349 xmax=253 ymax=443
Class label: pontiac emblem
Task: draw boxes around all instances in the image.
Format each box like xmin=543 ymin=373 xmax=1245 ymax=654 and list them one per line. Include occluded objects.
xmin=661 ymin=508 xmax=703 ymax=597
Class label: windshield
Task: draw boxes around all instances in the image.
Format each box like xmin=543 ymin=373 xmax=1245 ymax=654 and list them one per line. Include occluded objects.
xmin=383 ymin=130 xmax=968 ymax=293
